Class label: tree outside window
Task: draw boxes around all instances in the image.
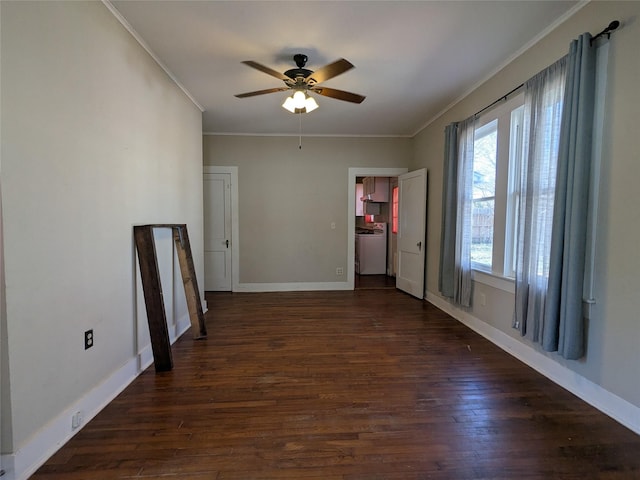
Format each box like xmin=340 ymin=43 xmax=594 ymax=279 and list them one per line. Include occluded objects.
xmin=471 ymin=120 xmax=498 ymax=269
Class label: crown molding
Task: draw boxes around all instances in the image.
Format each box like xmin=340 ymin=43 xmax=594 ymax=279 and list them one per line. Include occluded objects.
xmin=101 ymin=0 xmax=204 ymax=112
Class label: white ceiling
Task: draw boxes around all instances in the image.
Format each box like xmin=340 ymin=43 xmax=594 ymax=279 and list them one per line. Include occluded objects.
xmin=109 ymin=0 xmax=580 ymax=137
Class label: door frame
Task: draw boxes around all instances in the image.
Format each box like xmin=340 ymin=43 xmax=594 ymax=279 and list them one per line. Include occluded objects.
xmin=203 ymin=166 xmax=239 ymax=291
xmin=347 ymin=167 xmax=408 ymax=290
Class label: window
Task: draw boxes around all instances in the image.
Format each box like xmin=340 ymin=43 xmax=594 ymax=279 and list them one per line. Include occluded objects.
xmin=391 ymin=186 xmax=399 ymax=234
xmin=470 ymin=95 xmax=524 ymax=278
xmin=471 ymin=119 xmax=497 ymax=269
xmin=505 ymin=105 xmax=524 ymax=277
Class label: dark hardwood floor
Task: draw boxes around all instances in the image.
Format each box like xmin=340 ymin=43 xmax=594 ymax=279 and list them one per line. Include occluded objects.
xmin=33 ymin=290 xmax=640 ymax=479
xmin=354 ymin=274 xmax=396 ymax=290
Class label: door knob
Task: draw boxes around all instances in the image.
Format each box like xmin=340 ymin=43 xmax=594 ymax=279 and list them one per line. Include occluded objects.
xmin=225 ymin=239 xmax=229 ymax=248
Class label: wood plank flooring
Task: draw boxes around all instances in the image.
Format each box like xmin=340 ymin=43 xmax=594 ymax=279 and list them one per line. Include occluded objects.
xmin=32 ymin=290 xmax=640 ymax=479
xmin=354 ymin=274 xmax=396 ymax=290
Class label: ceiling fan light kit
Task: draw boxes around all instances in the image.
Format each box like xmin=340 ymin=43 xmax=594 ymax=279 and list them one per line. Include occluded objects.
xmin=282 ymin=90 xmax=319 ymax=114
xmin=236 ymin=53 xmax=365 ymax=115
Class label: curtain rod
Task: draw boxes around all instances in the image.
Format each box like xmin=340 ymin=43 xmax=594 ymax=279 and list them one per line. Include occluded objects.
xmin=473 ymin=19 xmax=620 ymax=119
xmin=474 ymin=82 xmax=524 ymax=118
xmin=590 ymin=20 xmax=620 ymax=45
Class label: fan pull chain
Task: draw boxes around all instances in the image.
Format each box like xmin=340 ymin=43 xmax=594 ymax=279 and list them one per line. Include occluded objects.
xmin=299 ymin=113 xmax=302 ymax=150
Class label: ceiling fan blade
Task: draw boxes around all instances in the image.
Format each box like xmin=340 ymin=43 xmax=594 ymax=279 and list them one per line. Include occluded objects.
xmin=235 ymin=87 xmax=290 ymax=98
xmin=307 ymin=58 xmax=354 ymax=85
xmin=310 ymin=86 xmax=365 ymax=104
xmin=242 ymin=60 xmax=290 ymax=81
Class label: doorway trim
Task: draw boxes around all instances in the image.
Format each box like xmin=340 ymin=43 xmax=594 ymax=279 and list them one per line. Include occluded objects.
xmin=204 ymin=166 xmax=239 ymax=291
xmin=348 ymin=167 xmax=408 ymax=290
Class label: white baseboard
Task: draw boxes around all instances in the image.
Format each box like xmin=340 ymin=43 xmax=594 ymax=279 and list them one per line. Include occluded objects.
xmin=1 ymin=316 xmax=194 ymax=480
xmin=172 ymin=313 xmax=192 ymax=341
xmin=426 ymin=291 xmax=640 ymax=435
xmin=234 ymin=281 xmax=351 ymax=292
xmin=136 ymin=313 xmax=192 ymax=372
xmin=1 ymin=356 xmax=140 ymax=480
xmin=0 ymin=455 xmax=14 ymax=479
xmin=137 ymin=343 xmax=154 ymax=372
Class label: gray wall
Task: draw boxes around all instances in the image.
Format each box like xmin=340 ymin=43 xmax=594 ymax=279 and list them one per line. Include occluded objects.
xmin=204 ymin=135 xmax=412 ymax=285
xmin=1 ymin=0 xmax=204 ymax=460
xmin=412 ymin=1 xmax=640 ymax=409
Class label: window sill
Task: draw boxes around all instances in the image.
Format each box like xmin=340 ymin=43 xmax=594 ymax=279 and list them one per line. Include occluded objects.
xmin=472 ymin=269 xmax=515 ymax=294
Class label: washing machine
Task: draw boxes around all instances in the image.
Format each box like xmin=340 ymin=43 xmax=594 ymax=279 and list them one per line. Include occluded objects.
xmin=355 ymin=223 xmax=387 ymax=275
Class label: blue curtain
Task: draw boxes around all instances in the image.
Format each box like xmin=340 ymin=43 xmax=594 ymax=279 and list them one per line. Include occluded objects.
xmin=439 ymin=118 xmax=473 ymax=308
xmin=439 ymin=123 xmax=458 ymax=298
xmin=513 ymin=57 xmax=567 ymax=343
xmin=543 ymin=33 xmax=597 ymax=359
xmin=453 ymin=117 xmax=475 ymax=307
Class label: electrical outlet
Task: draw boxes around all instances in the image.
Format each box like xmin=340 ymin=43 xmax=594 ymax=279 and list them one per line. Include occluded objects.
xmin=71 ymin=410 xmax=84 ymax=430
xmin=336 ymin=267 xmax=344 ymax=276
xmin=84 ymin=329 xmax=94 ymax=350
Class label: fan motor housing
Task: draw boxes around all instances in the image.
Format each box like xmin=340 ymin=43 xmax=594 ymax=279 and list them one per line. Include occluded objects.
xmin=284 ymin=68 xmax=312 ymax=80
xmin=284 ymin=53 xmax=312 ymax=80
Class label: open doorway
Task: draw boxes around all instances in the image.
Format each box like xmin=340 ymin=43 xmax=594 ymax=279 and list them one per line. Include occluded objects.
xmin=347 ymin=167 xmax=408 ymax=290
xmin=355 ymin=176 xmax=394 ymax=290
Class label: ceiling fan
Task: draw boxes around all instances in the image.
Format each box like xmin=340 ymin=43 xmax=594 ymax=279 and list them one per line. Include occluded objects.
xmin=235 ymin=53 xmax=366 ymax=113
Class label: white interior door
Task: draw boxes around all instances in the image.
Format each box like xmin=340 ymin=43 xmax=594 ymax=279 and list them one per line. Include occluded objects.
xmin=204 ymin=173 xmax=232 ymax=291
xmin=396 ymin=168 xmax=427 ymax=299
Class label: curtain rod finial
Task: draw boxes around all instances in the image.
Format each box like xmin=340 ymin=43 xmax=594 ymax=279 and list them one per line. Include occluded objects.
xmin=591 ymin=20 xmax=620 ymax=45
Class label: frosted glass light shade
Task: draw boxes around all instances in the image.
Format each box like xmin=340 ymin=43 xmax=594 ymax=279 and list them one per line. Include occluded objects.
xmin=282 ymin=96 xmax=297 ymax=113
xmin=304 ymin=96 xmax=319 ymax=113
xmin=292 ymin=90 xmax=306 ymax=109
xmin=282 ymin=91 xmax=319 ymax=114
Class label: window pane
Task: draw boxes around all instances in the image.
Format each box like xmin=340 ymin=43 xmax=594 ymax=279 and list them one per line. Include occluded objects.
xmin=473 ymin=121 xmax=497 ymax=200
xmin=471 ymin=119 xmax=497 ymax=268
xmin=471 ymin=198 xmax=494 ymax=267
